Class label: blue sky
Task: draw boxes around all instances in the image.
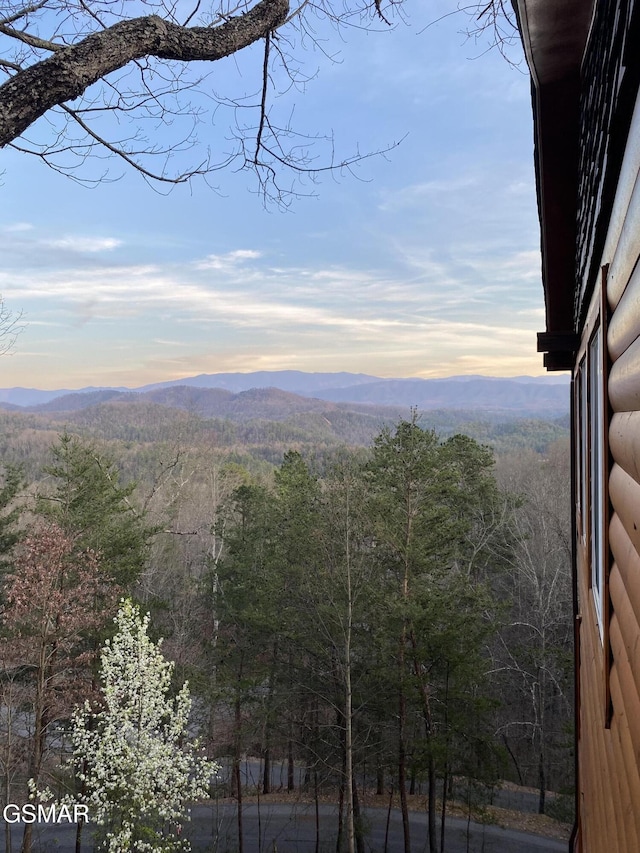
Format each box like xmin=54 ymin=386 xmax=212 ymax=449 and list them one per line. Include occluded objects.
xmin=0 ymin=1 xmax=545 ymax=391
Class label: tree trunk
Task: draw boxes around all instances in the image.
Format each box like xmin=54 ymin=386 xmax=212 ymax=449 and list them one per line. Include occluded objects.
xmin=501 ymin=734 xmax=524 ymax=786
xmin=233 ymin=653 xmax=244 ymax=853
xmin=398 ymin=688 xmax=411 ymax=853
xmin=336 ymin=768 xmax=345 ymax=853
xmin=314 ymin=768 xmax=320 ymax=853
xmin=235 ymin=748 xmax=244 ymax=853
xmin=398 ymin=549 xmax=411 ymax=853
xmin=263 ymin=747 xmax=271 ymax=796
xmin=408 ymin=630 xmax=438 ymax=853
xmin=352 ymin=771 xmax=365 ymax=853
xmin=345 ymin=548 xmax=355 ymax=853
xmin=538 ymin=751 xmax=546 ymax=815
xmin=440 ymin=666 xmax=450 ymax=853
xmin=383 ymin=787 xmax=394 ymax=853
xmin=4 ymin=695 xmax=14 ymax=853
xmin=263 ymin=652 xmax=275 ymax=795
xmin=427 ymin=754 xmax=437 ymax=853
xmin=287 ymin=730 xmax=295 ymax=792
xmin=74 ymin=758 xmax=89 ymax=853
xmin=22 ymin=639 xmax=50 ymax=853
xmin=440 ymin=766 xmax=448 ymax=853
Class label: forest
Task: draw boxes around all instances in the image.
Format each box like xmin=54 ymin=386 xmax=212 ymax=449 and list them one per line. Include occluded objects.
xmin=0 ymin=404 xmax=573 ymax=853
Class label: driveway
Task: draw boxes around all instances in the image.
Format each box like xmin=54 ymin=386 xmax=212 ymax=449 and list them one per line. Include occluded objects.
xmin=1 ymin=801 xmax=568 ymax=852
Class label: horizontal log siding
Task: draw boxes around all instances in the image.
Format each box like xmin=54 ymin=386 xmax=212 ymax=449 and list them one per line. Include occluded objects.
xmin=608 ymin=262 xmax=640 ymax=359
xmin=579 ymin=168 xmax=640 ymax=850
xmin=577 ymin=85 xmax=640 ymax=852
xmin=609 ymin=513 xmax=640 ymax=626
xmin=609 ymin=412 xmax=640 ymax=481
xmin=607 ymin=660 xmax=640 ymax=851
xmin=591 ymin=308 xmax=640 ymax=851
xmin=609 ymin=563 xmax=640 ymax=852
xmin=607 ymin=170 xmax=640 ymax=310
xmin=609 ymin=334 xmax=640 ymax=410
xmin=609 ymin=565 xmax=640 ymax=714
xmin=602 ymin=92 xmax=640 ymax=297
xmin=576 ymin=552 xmax=610 ymax=851
xmin=609 ymin=665 xmax=640 ymax=821
xmin=609 ymin=464 xmax=640 ymax=553
xmin=610 ymin=615 xmax=640 ymax=770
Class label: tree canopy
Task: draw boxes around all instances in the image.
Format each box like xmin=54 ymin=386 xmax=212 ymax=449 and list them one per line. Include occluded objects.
xmin=0 ymin=1 xmax=517 ymax=196
xmin=0 ymin=0 xmax=403 ymax=194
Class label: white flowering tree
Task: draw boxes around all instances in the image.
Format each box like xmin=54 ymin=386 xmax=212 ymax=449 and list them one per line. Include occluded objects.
xmin=70 ymin=599 xmax=217 ymax=852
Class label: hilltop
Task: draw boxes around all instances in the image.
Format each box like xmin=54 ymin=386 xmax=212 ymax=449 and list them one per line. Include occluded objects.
xmin=0 ymin=371 xmax=569 ymax=417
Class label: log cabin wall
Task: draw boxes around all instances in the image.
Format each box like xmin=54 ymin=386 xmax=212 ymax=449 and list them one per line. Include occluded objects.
xmin=575 ymin=0 xmax=640 ymax=325
xmin=512 ymin=1 xmax=640 ymax=845
xmin=516 ymin=0 xmax=640 ymax=847
xmin=573 ymin=54 xmax=640 ymax=853
xmin=567 ymin=2 xmax=640 ymax=849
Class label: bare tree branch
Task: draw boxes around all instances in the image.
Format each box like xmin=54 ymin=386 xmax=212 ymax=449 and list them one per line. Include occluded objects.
xmin=0 ymin=0 xmax=289 ymax=148
xmin=0 ymin=2 xmax=49 ymax=28
xmin=0 ymin=22 xmax=62 ymax=54
xmin=0 ymin=0 xmax=408 ymax=198
xmin=59 ymin=102 xmax=211 ymax=184
xmin=0 ymin=296 xmax=25 ymax=356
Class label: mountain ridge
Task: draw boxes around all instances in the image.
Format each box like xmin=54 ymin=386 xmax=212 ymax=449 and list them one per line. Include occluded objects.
xmin=0 ymin=371 xmax=570 ymax=414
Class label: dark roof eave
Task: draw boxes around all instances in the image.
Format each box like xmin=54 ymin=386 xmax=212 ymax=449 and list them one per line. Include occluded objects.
xmin=514 ymin=0 xmax=595 ymax=367
xmin=516 ymin=0 xmax=595 ymax=88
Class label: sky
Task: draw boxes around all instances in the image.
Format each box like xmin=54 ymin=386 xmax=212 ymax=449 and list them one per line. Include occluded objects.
xmin=0 ymin=1 xmax=547 ymax=391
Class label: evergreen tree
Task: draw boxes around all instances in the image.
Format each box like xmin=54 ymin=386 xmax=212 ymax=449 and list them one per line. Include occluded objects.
xmin=38 ymin=433 xmax=151 ymax=587
xmin=365 ymin=418 xmax=505 ymax=853
xmin=0 ymin=464 xmax=23 ymax=572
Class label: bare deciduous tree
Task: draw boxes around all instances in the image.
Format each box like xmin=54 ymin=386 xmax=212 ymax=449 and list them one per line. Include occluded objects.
xmin=493 ymin=442 xmax=573 ymax=812
xmin=0 ymin=0 xmax=404 ymax=197
xmin=0 ymin=295 xmax=24 ymax=355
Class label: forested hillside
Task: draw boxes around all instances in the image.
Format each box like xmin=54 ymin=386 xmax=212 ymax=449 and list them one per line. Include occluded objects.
xmin=0 ymin=401 xmax=573 ymax=852
xmin=0 ymin=371 xmax=570 ymax=414
xmin=0 ymin=389 xmax=568 ymax=477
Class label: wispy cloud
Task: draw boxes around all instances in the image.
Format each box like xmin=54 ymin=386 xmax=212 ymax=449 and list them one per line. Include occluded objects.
xmin=0 ymin=0 xmax=548 ymax=390
xmin=3 ymin=222 xmax=33 ymax=233
xmin=378 ymin=176 xmax=480 ymax=212
xmin=44 ymin=236 xmax=123 ymax=253
xmin=195 ymin=249 xmax=262 ymax=271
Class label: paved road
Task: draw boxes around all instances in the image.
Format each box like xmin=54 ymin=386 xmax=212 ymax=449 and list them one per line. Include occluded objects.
xmin=1 ymin=802 xmax=568 ymax=852
xmin=216 ymin=759 xmax=556 ymax=816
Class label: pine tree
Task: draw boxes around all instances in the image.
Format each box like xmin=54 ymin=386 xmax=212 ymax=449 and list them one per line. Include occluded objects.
xmin=38 ymin=433 xmax=151 ymax=587
xmin=0 ymin=464 xmax=22 ymax=573
xmin=365 ymin=418 xmax=505 ymax=853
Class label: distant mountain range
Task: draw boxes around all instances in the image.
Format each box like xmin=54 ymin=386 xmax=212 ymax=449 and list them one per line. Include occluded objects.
xmin=0 ymin=371 xmax=570 ymax=417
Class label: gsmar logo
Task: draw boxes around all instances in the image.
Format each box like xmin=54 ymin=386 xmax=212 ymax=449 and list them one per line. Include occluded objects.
xmin=3 ymin=804 xmax=89 ymax=824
